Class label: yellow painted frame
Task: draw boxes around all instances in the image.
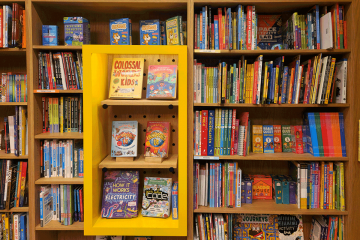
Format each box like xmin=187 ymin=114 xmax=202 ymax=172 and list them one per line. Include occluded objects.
xmin=83 ymin=45 xmax=187 ymax=236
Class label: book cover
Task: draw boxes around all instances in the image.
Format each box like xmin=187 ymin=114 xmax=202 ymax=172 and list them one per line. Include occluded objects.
xmin=278 ymin=215 xmax=304 ymax=240
xmin=144 ymin=121 xmax=170 ymax=158
xmin=146 ymin=65 xmax=177 ymax=99
xmin=207 ymin=110 xmax=215 ymax=156
xmin=166 ymin=16 xmax=181 ymax=45
xmin=160 ymin=21 xmax=166 ymax=45
xmin=140 ymin=20 xmax=160 ymax=45
xmin=334 ymin=59 xmax=347 ymax=103
xmin=110 ymin=18 xmax=131 ymax=45
xmin=172 ymin=182 xmax=178 ymax=219
xmin=111 ymin=121 xmax=138 ymax=158
xmin=252 ymin=125 xmax=263 ymax=153
xmin=257 ymin=15 xmax=282 ymax=50
xmin=40 ymin=187 xmax=53 ymax=227
xmin=294 ymin=126 xmax=304 ymax=154
xmin=201 ymin=110 xmax=208 ymax=156
xmin=273 ymin=125 xmax=282 ymax=153
xmin=282 ymin=125 xmax=292 ymax=152
xmin=42 ymin=25 xmax=58 ymax=46
xmin=252 ymin=175 xmax=272 ymax=200
xmin=234 ymin=214 xmax=279 ymax=239
xmin=108 ymin=58 xmax=144 ymax=99
xmin=63 ymin=17 xmax=90 ymax=46
xmin=142 ymin=177 xmax=172 ymax=218
xmin=263 ymin=125 xmax=274 ymax=153
xmin=101 ymin=170 xmax=139 ymax=218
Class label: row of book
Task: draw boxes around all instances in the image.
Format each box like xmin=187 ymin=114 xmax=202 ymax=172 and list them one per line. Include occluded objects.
xmin=195 ymin=4 xmax=347 ymax=50
xmin=38 ymin=51 xmax=83 ymax=90
xmin=0 ymin=213 xmax=29 ymax=240
xmin=193 ymin=55 xmax=347 ymax=105
xmin=311 ymin=215 xmax=344 ymax=240
xmin=40 ymin=140 xmax=83 ymax=179
xmin=41 ymin=96 xmax=83 ymax=133
xmin=0 ymin=3 xmax=26 ymax=48
xmin=0 ymin=160 xmax=28 ymax=210
xmin=0 ymin=73 xmax=27 ymax=103
xmin=0 ymin=106 xmax=28 ymax=156
xmin=40 ymin=184 xmax=83 ymax=227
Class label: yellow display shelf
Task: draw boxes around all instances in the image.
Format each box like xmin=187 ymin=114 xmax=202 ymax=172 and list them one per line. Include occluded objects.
xmin=83 ymin=45 xmax=187 ymax=236
xmin=101 ymin=99 xmax=179 ymax=106
xmin=99 ymin=154 xmax=178 ymax=169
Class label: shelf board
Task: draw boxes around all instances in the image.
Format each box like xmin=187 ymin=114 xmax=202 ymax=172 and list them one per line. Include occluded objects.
xmin=36 ymin=220 xmax=84 ymax=230
xmin=194 ymin=103 xmax=350 ymax=108
xmin=34 ymin=89 xmax=83 ymax=94
xmin=0 ymin=102 xmax=27 ymax=106
xmin=194 ymin=49 xmax=350 ymax=56
xmin=0 ymin=150 xmax=28 ymax=159
xmin=33 ymin=45 xmax=82 ymax=50
xmin=0 ymin=48 xmax=25 ymax=52
xmin=101 ymin=99 xmax=178 ymax=106
xmin=99 ymin=154 xmax=178 ymax=169
xmin=194 ymin=200 xmax=348 ymax=215
xmin=0 ymin=207 xmax=29 ymax=213
xmin=194 ymin=152 xmax=349 ymax=161
xmin=35 ymin=177 xmax=83 ymax=185
xmin=35 ymin=132 xmax=83 ymax=139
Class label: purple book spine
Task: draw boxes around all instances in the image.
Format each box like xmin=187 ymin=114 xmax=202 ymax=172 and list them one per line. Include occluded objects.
xmin=241 ymin=181 xmax=246 ymax=203
xmin=245 ymin=180 xmax=252 ymax=204
xmin=289 ymin=181 xmax=297 ymax=204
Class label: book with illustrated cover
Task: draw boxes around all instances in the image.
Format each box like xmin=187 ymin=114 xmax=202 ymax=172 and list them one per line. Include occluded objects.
xmin=234 ymin=214 xmax=279 ymax=239
xmin=144 ymin=121 xmax=170 ymax=158
xmin=109 ymin=58 xmax=144 ymax=99
xmin=252 ymin=125 xmax=263 ymax=153
xmin=110 ymin=18 xmax=132 ymax=45
xmin=257 ymin=15 xmax=282 ymax=50
xmin=111 ymin=121 xmax=138 ymax=158
xmin=166 ymin=16 xmax=181 ymax=45
xmin=263 ymin=125 xmax=274 ymax=153
xmin=146 ymin=65 xmax=177 ymax=99
xmin=278 ymin=215 xmax=304 ymax=240
xmin=101 ymin=170 xmax=139 ymax=219
xmin=141 ymin=177 xmax=172 ymax=218
xmin=140 ymin=19 xmax=160 ymax=45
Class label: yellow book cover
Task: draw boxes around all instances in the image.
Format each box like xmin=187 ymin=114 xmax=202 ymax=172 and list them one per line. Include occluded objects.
xmin=109 ymin=58 xmax=144 ymax=99
xmin=60 ymin=97 xmax=64 ymax=133
xmin=274 ymin=66 xmax=279 ymax=104
xmin=55 ymin=98 xmax=59 ymax=131
xmin=49 ymin=98 xmax=53 ymax=133
xmin=222 ymin=63 xmax=227 ymax=103
xmin=263 ymin=62 xmax=268 ymax=102
xmin=340 ymin=162 xmax=345 ymax=211
xmin=246 ymin=64 xmax=251 ymax=103
xmin=312 ymin=54 xmax=322 ymax=103
xmin=320 ymin=161 xmax=324 ymax=209
xmin=250 ymin=64 xmax=254 ymax=104
xmin=252 ymin=125 xmax=263 ymax=153
xmin=325 ymin=58 xmax=336 ymax=104
xmin=214 ymin=108 xmax=219 ymax=155
xmin=309 ymin=56 xmax=318 ymax=104
xmin=5 ymin=215 xmax=9 ymax=240
xmin=242 ymin=60 xmax=247 ymax=102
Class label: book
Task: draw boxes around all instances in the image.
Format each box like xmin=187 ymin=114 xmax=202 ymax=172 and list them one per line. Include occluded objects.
xmin=320 ymin=12 xmax=333 ymax=49
xmin=257 ymin=15 xmax=283 ymax=50
xmin=101 ymin=170 xmax=139 ymax=218
xmin=263 ymin=125 xmax=274 ymax=153
xmin=108 ymin=58 xmax=144 ymax=99
xmin=144 ymin=122 xmax=170 ymax=158
xmin=140 ymin=19 xmax=160 ymax=45
xmin=334 ymin=59 xmax=347 ymax=103
xmin=234 ymin=214 xmax=279 ymax=238
xmin=40 ymin=186 xmax=53 ymax=227
xmin=63 ymin=17 xmax=90 ymax=46
xmin=141 ymin=177 xmax=172 ymax=218
xmin=278 ymin=215 xmax=304 ymax=239
xmin=172 ymin=182 xmax=178 ymax=220
xmin=110 ymin=18 xmax=132 ymax=45
xmin=42 ymin=25 xmax=58 ymax=46
xmin=252 ymin=125 xmax=263 ymax=153
xmin=111 ymin=121 xmax=138 ymax=158
xmin=166 ymin=16 xmax=181 ymax=45
xmin=146 ymin=65 xmax=177 ymax=99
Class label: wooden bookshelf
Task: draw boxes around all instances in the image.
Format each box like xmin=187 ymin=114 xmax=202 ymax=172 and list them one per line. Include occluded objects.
xmin=32 ymin=45 xmax=82 ymax=50
xmin=34 ymin=132 xmax=83 ymax=139
xmin=194 ymin=103 xmax=350 ymax=108
xmin=0 ymin=102 xmax=27 ymax=105
xmin=0 ymin=150 xmax=28 ymax=159
xmin=0 ymin=207 xmax=29 ymax=213
xmin=36 ymin=221 xmax=84 ymax=231
xmin=99 ymin=154 xmax=178 ymax=169
xmin=194 ymin=49 xmax=351 ymax=56
xmin=33 ymin=89 xmax=83 ymax=94
xmin=35 ymin=177 xmax=84 ymax=185
xmin=101 ymin=99 xmax=179 ymax=106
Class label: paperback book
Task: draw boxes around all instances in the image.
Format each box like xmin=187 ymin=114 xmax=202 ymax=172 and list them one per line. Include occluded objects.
xmin=140 ymin=20 xmax=160 ymax=45
xmin=144 ymin=121 xmax=170 ymax=158
xmin=111 ymin=121 xmax=138 ymax=158
xmin=146 ymin=65 xmax=177 ymax=99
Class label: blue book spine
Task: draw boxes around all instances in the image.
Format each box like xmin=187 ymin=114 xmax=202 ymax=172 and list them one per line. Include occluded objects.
xmin=307 ymin=113 xmax=319 ymax=156
xmin=237 ymin=5 xmax=242 ymax=50
xmin=219 ymin=163 xmax=222 ymax=207
xmin=202 ymin=7 xmax=206 ymax=49
xmin=53 ymin=142 xmax=57 ymax=176
xmin=79 ymin=148 xmax=84 ymax=177
xmin=266 ymin=62 xmax=273 ymax=103
xmin=20 ymin=215 xmax=26 ymax=239
xmin=282 ymin=180 xmax=290 ymax=204
xmin=214 ymin=18 xmax=219 ymax=50
xmin=339 ymin=113 xmax=347 ymax=157
xmin=208 ymin=110 xmax=215 ymax=156
xmin=74 ymin=188 xmax=78 ymax=222
xmin=307 ymin=13 xmax=311 ymax=49
xmin=40 ymin=193 xmax=43 ymax=225
xmin=292 ymin=60 xmax=299 ymax=104
xmin=315 ymin=5 xmax=320 ymax=49
xmin=263 ymin=125 xmax=274 ymax=153
xmin=228 ymin=8 xmax=232 ymax=49
xmin=242 ymin=14 xmax=246 ymax=50
xmin=211 ymin=163 xmax=214 ymax=207
xmin=220 ymin=109 xmax=225 ymax=155
xmin=77 ymin=189 xmax=81 ymax=221
xmin=281 ymin=66 xmax=289 ymax=103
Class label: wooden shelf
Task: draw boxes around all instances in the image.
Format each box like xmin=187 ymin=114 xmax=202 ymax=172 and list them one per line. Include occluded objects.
xmin=35 ymin=177 xmax=83 ymax=185
xmin=194 ymin=49 xmax=350 ymax=56
xmin=0 ymin=102 xmax=27 ymax=106
xmin=33 ymin=45 xmax=82 ymax=50
xmin=99 ymin=154 xmax=178 ymax=169
xmin=36 ymin=220 xmax=84 ymax=230
xmin=194 ymin=200 xmax=348 ymax=215
xmin=0 ymin=207 xmax=29 ymax=213
xmin=101 ymin=99 xmax=178 ymax=106
xmin=194 ymin=152 xmax=348 ymax=161
xmin=35 ymin=132 xmax=83 ymax=139
xmin=194 ymin=103 xmax=350 ymax=108
xmin=34 ymin=89 xmax=83 ymax=94
xmin=0 ymin=150 xmax=28 ymax=159
xmin=0 ymin=48 xmax=25 ymax=52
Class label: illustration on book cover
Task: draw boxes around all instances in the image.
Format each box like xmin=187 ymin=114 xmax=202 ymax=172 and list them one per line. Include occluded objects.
xmin=144 ymin=121 xmax=170 ymax=158
xmin=111 ymin=121 xmax=138 ymax=157
xmin=146 ymin=65 xmax=177 ymax=99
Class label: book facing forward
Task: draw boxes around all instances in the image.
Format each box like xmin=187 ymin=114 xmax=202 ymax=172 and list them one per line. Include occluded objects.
xmin=146 ymin=65 xmax=177 ymax=99
xmin=144 ymin=121 xmax=170 ymax=158
xmin=111 ymin=121 xmax=138 ymax=158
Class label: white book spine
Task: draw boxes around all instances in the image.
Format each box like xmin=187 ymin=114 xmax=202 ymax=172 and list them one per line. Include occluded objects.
xmin=317 ymin=57 xmax=328 ymax=104
xmin=13 ymin=214 xmax=19 ymax=240
xmin=256 ymin=56 xmax=263 ymax=104
xmin=295 ymin=65 xmax=303 ymax=104
xmin=236 ymin=168 xmax=242 ymax=207
xmin=4 ymin=160 xmax=10 ymax=202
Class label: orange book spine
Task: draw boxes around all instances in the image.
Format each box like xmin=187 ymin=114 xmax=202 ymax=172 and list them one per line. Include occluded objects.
xmin=22 ymin=10 xmax=26 ymax=48
xmin=287 ymin=68 xmax=295 ymax=103
xmin=344 ymin=21 xmax=347 ymax=49
xmin=331 ymin=112 xmax=342 ymax=157
xmin=16 ymin=162 xmax=23 ymax=207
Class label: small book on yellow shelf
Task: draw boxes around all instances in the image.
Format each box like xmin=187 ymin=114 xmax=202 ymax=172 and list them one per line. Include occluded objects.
xmin=109 ymin=58 xmax=144 ymax=99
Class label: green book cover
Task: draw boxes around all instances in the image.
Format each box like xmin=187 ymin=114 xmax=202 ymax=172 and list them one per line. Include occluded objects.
xmin=281 ymin=125 xmax=292 ymax=152
xmin=314 ymin=113 xmax=324 ymax=156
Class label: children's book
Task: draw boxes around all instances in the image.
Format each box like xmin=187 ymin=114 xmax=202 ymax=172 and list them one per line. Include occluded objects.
xmin=166 ymin=16 xmax=181 ymax=45
xmin=110 ymin=18 xmax=132 ymax=45
xmin=111 ymin=121 xmax=138 ymax=158
xmin=278 ymin=215 xmax=304 ymax=240
xmin=140 ymin=20 xmax=160 ymax=45
xmin=234 ymin=214 xmax=279 ymax=239
xmin=101 ymin=170 xmax=139 ymax=218
xmin=63 ymin=17 xmax=90 ymax=46
xmin=282 ymin=125 xmax=292 ymax=152
xmin=171 ymin=182 xmax=178 ymax=219
xmin=263 ymin=125 xmax=274 ymax=153
xmin=144 ymin=122 xmax=170 ymax=158
xmin=141 ymin=177 xmax=172 ymax=218
xmin=109 ymin=58 xmax=144 ymax=99
xmin=40 ymin=186 xmax=53 ymax=227
xmin=146 ymin=65 xmax=177 ymax=99
xmin=160 ymin=21 xmax=166 ymax=45
xmin=252 ymin=125 xmax=263 ymax=153
xmin=257 ymin=15 xmax=282 ymax=50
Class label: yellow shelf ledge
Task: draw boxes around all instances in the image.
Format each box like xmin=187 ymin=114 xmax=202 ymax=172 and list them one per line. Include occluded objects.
xmin=99 ymin=154 xmax=178 ymax=169
xmin=101 ymin=99 xmax=178 ymax=106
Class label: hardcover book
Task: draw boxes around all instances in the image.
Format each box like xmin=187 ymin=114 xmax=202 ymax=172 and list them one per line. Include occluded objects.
xmin=146 ymin=65 xmax=177 ymax=99
xmin=144 ymin=122 xmax=170 ymax=158
xmin=257 ymin=15 xmax=283 ymax=50
xmin=282 ymin=125 xmax=292 ymax=152
xmin=110 ymin=18 xmax=132 ymax=45
xmin=234 ymin=214 xmax=279 ymax=239
xmin=108 ymin=58 xmax=144 ymax=99
xmin=166 ymin=16 xmax=181 ymax=45
xmin=101 ymin=170 xmax=139 ymax=219
xmin=252 ymin=175 xmax=272 ymax=200
xmin=140 ymin=20 xmax=160 ymax=45
xmin=141 ymin=177 xmax=172 ymax=218
xmin=263 ymin=125 xmax=274 ymax=153
xmin=252 ymin=125 xmax=263 ymax=153
xmin=278 ymin=215 xmax=304 ymax=240
xmin=111 ymin=121 xmax=138 ymax=158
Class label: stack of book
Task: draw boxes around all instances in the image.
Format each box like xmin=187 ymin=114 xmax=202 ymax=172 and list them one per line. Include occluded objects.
xmin=0 ymin=73 xmax=27 ymax=102
xmin=193 ymin=56 xmax=347 ymax=104
xmin=0 ymin=213 xmax=29 ymax=240
xmin=0 ymin=3 xmax=26 ymax=48
xmin=40 ymin=139 xmax=83 ymax=179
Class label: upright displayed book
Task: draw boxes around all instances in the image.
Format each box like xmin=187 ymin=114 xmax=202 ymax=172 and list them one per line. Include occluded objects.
xmin=111 ymin=121 xmax=138 ymax=158
xmin=278 ymin=215 xmax=304 ymax=239
xmin=166 ymin=16 xmax=182 ymax=45
xmin=257 ymin=15 xmax=282 ymax=50
xmin=144 ymin=121 xmax=170 ymax=158
xmin=101 ymin=170 xmax=139 ymax=219
xmin=110 ymin=18 xmax=132 ymax=45
xmin=108 ymin=58 xmax=144 ymax=99
xmin=40 ymin=186 xmax=53 ymax=227
xmin=140 ymin=20 xmax=160 ymax=45
xmin=233 ymin=214 xmax=279 ymax=239
xmin=146 ymin=65 xmax=177 ymax=99
xmin=141 ymin=177 xmax=172 ymax=218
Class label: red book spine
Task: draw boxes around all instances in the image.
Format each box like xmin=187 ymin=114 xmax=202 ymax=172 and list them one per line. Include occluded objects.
xmin=61 ymin=52 xmax=69 ymax=89
xmin=12 ymin=3 xmax=15 ymax=47
xmin=336 ymin=4 xmax=341 ymax=49
xmin=194 ymin=14 xmax=197 ymax=49
xmin=294 ymin=126 xmax=303 ymax=154
xmin=252 ymin=60 xmax=258 ymax=104
xmin=344 ymin=21 xmax=348 ymax=49
xmin=16 ymin=162 xmax=23 ymax=207
xmin=79 ymin=189 xmax=84 ymax=222
xmin=218 ymin=8 xmax=222 ymax=50
xmin=319 ymin=113 xmax=329 ymax=157
xmin=246 ymin=6 xmax=252 ymax=50
xmin=273 ymin=125 xmax=282 ymax=152
xmin=0 ymin=8 xmax=3 ymax=47
xmin=230 ymin=109 xmax=236 ymax=155
xmin=201 ymin=110 xmax=208 ymax=156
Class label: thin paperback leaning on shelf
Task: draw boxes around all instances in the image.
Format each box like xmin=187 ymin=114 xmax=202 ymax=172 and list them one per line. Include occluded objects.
xmin=109 ymin=58 xmax=144 ymax=99
xmin=141 ymin=177 xmax=172 ymax=218
xmin=111 ymin=121 xmax=138 ymax=158
xmin=234 ymin=214 xmax=279 ymax=239
xmin=144 ymin=121 xmax=170 ymax=158
xmin=146 ymin=65 xmax=177 ymax=99
xmin=101 ymin=170 xmax=139 ymax=219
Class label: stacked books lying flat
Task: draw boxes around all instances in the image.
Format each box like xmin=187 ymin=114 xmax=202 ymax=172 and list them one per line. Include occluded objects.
xmin=37 ymin=51 xmax=83 ymax=90
xmin=195 ymin=4 xmax=347 ymax=50
xmin=193 ymin=55 xmax=347 ymax=104
xmin=0 ymin=213 xmax=29 ymax=240
xmin=0 ymin=106 xmax=28 ymax=156
xmin=0 ymin=3 xmax=26 ymax=48
xmin=1 ymin=73 xmax=27 ymax=103
xmin=40 ymin=184 xmax=83 ymax=227
xmin=0 ymin=160 xmax=28 ymax=210
xmin=41 ymin=96 xmax=83 ymax=133
xmin=194 ymin=214 xmax=343 ymax=240
xmin=194 ymin=110 xmax=346 ymax=157
xmin=40 ymin=140 xmax=83 ymax=179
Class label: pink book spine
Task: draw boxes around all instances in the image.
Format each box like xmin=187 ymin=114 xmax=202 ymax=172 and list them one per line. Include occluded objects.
xmin=325 ymin=113 xmax=335 ymax=157
xmin=234 ymin=119 xmax=239 ymax=155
